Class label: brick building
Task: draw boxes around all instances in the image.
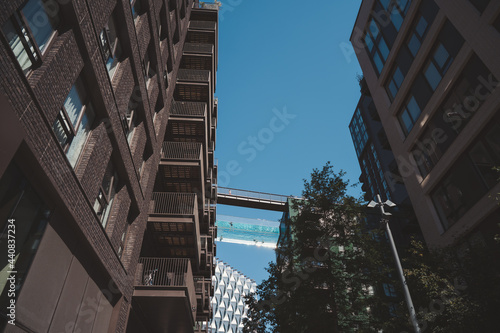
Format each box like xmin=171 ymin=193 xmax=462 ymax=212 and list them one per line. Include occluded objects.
xmin=0 ymin=0 xmax=218 ymax=332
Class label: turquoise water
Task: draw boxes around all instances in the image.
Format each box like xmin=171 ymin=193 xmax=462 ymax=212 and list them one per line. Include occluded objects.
xmin=216 ymin=215 xmax=279 ymax=245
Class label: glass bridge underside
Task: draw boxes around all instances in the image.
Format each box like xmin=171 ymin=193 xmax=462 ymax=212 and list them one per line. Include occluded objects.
xmin=215 ymin=215 xmax=279 ymax=248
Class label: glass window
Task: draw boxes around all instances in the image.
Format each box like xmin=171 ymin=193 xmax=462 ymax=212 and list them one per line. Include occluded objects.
xmin=100 ymin=14 xmax=122 ymax=79
xmin=52 ymin=77 xmax=95 ymax=168
xmin=94 ymin=162 xmax=119 ymax=228
xmin=386 ymin=66 xmax=404 ymax=101
xmin=365 ymin=18 xmax=392 ymax=75
xmin=130 ymin=0 xmax=143 ymax=22
xmin=1 ymin=0 xmax=59 ymax=74
xmin=0 ymin=163 xmax=51 ymax=310
xmin=399 ymin=96 xmax=421 ymax=135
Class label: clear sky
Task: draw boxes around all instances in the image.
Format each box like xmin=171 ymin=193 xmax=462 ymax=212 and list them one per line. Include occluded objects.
xmin=214 ymin=0 xmax=364 ymax=283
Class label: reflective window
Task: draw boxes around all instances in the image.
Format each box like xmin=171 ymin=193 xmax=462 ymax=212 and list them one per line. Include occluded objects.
xmin=53 ymin=77 xmax=95 ymax=168
xmin=1 ymin=0 xmax=60 ymax=74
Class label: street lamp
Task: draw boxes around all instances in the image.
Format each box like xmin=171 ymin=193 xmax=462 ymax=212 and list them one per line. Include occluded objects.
xmin=368 ymin=194 xmax=421 ymax=333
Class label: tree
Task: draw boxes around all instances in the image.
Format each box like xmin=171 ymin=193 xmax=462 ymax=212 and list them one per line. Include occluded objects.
xmin=243 ymin=163 xmax=388 ymax=333
xmin=383 ymin=238 xmax=500 ymax=332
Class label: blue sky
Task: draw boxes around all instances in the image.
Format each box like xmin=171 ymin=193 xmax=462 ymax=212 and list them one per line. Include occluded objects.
xmin=214 ymin=0 xmax=364 ymax=283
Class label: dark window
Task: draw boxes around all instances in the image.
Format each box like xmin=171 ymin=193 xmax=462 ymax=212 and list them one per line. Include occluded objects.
xmin=432 ymin=115 xmax=500 ymax=229
xmin=398 ymin=95 xmax=421 ymax=135
xmin=122 ymin=100 xmax=137 ymax=145
xmin=130 ymin=0 xmax=144 ymax=22
xmin=94 ymin=162 xmax=119 ymax=228
xmin=159 ymin=5 xmax=168 ymax=41
xmin=423 ymin=21 xmax=465 ymax=92
xmin=1 ymin=0 xmax=60 ymax=74
xmin=386 ymin=66 xmax=405 ymax=101
xmin=143 ymin=43 xmax=157 ymax=88
xmin=0 ymin=163 xmax=51 ymax=310
xmin=53 ymin=77 xmax=95 ymax=167
xmin=118 ymin=220 xmax=130 ymax=259
xmin=383 ymin=283 xmax=397 ymax=297
xmin=349 ymin=108 xmax=369 ymax=158
xmin=412 ymin=55 xmax=494 ymax=177
xmin=100 ymin=13 xmax=122 ymax=79
xmin=432 ymin=155 xmax=488 ymax=230
xmin=468 ymin=0 xmax=490 ymax=13
xmin=365 ymin=19 xmax=391 ymax=75
xmin=406 ymin=14 xmax=429 ymax=58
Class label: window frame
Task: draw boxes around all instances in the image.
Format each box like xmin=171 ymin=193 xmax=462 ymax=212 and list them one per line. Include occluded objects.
xmin=52 ymin=77 xmax=95 ymax=167
xmin=2 ymin=0 xmax=60 ymax=75
xmin=398 ymin=95 xmax=422 ymax=136
xmin=100 ymin=14 xmax=121 ymax=79
xmin=94 ymin=167 xmax=119 ymax=228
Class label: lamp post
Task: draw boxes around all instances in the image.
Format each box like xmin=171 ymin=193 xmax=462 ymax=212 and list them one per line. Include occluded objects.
xmin=368 ymin=194 xmax=421 ymax=333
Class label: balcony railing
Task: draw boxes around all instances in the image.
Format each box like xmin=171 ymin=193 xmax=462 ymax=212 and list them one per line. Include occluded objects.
xmin=189 ymin=20 xmax=216 ymax=30
xmin=150 ymin=192 xmax=197 ymax=215
xmin=184 ymin=43 xmax=213 ymax=54
xmin=161 ymin=142 xmax=202 ymax=160
xmin=177 ymin=69 xmax=210 ymax=82
xmin=136 ymin=257 xmax=196 ymax=313
xmin=171 ymin=101 xmax=207 ymax=117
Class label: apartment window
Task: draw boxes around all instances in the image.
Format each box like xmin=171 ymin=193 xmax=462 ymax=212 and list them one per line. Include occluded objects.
xmin=422 ymin=21 xmax=464 ymax=91
xmin=159 ymin=5 xmax=168 ymax=40
xmin=0 ymin=163 xmax=51 ymax=310
xmin=398 ymin=95 xmax=421 ymax=135
xmin=349 ymin=108 xmax=369 ymax=158
xmin=424 ymin=43 xmax=454 ymax=91
xmin=100 ymin=13 xmax=122 ymax=79
xmin=1 ymin=0 xmax=60 ymax=74
xmin=365 ymin=19 xmax=391 ymax=75
xmin=94 ymin=162 xmax=119 ymax=228
xmin=117 ymin=223 xmax=129 ymax=258
xmin=407 ymin=14 xmax=429 ymax=58
xmin=432 ymin=119 xmax=500 ymax=229
xmin=412 ymin=56 xmax=494 ymax=177
xmin=432 ymin=157 xmax=486 ymax=230
xmin=377 ymin=0 xmax=411 ymax=31
xmin=143 ymin=43 xmax=157 ymax=88
xmin=53 ymin=77 xmax=95 ymax=167
xmin=123 ymin=93 xmax=140 ymax=145
xmin=468 ymin=124 xmax=500 ymax=189
xmin=130 ymin=0 xmax=144 ymax=22
xmin=386 ymin=66 xmax=404 ymax=101
xmin=383 ymin=283 xmax=397 ymax=297
xmin=468 ymin=0 xmax=490 ymax=13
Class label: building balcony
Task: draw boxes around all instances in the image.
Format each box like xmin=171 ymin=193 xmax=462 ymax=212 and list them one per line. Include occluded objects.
xmin=133 ymin=257 xmax=197 ymax=332
xmin=147 ymin=192 xmax=201 ymax=264
xmin=174 ymin=69 xmax=212 ymax=106
xmin=167 ymin=101 xmax=210 ymax=173
xmin=156 ymin=142 xmax=206 ymax=204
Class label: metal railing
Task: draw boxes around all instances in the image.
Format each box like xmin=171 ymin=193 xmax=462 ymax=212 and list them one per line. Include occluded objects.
xmin=136 ymin=257 xmax=196 ymax=313
xmin=217 ymin=187 xmax=289 ymax=203
xmin=170 ymin=100 xmax=207 ymax=117
xmin=189 ymin=21 xmax=216 ymax=30
xmin=177 ymin=69 xmax=210 ymax=82
xmin=150 ymin=192 xmax=197 ymax=215
xmin=161 ymin=142 xmax=202 ymax=160
xmin=184 ymin=42 xmax=213 ymax=54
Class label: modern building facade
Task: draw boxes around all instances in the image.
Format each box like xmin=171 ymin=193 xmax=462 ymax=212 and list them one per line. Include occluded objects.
xmin=351 ymin=0 xmax=500 ymax=248
xmin=0 ymin=0 xmax=218 ymax=332
xmin=210 ymin=259 xmax=256 ymax=333
xmin=349 ymin=86 xmax=421 ymax=248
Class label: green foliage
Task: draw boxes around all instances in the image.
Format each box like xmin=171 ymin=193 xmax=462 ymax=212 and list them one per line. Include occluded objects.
xmin=385 ymin=239 xmax=500 ymax=332
xmin=243 ymin=163 xmax=388 ymax=333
